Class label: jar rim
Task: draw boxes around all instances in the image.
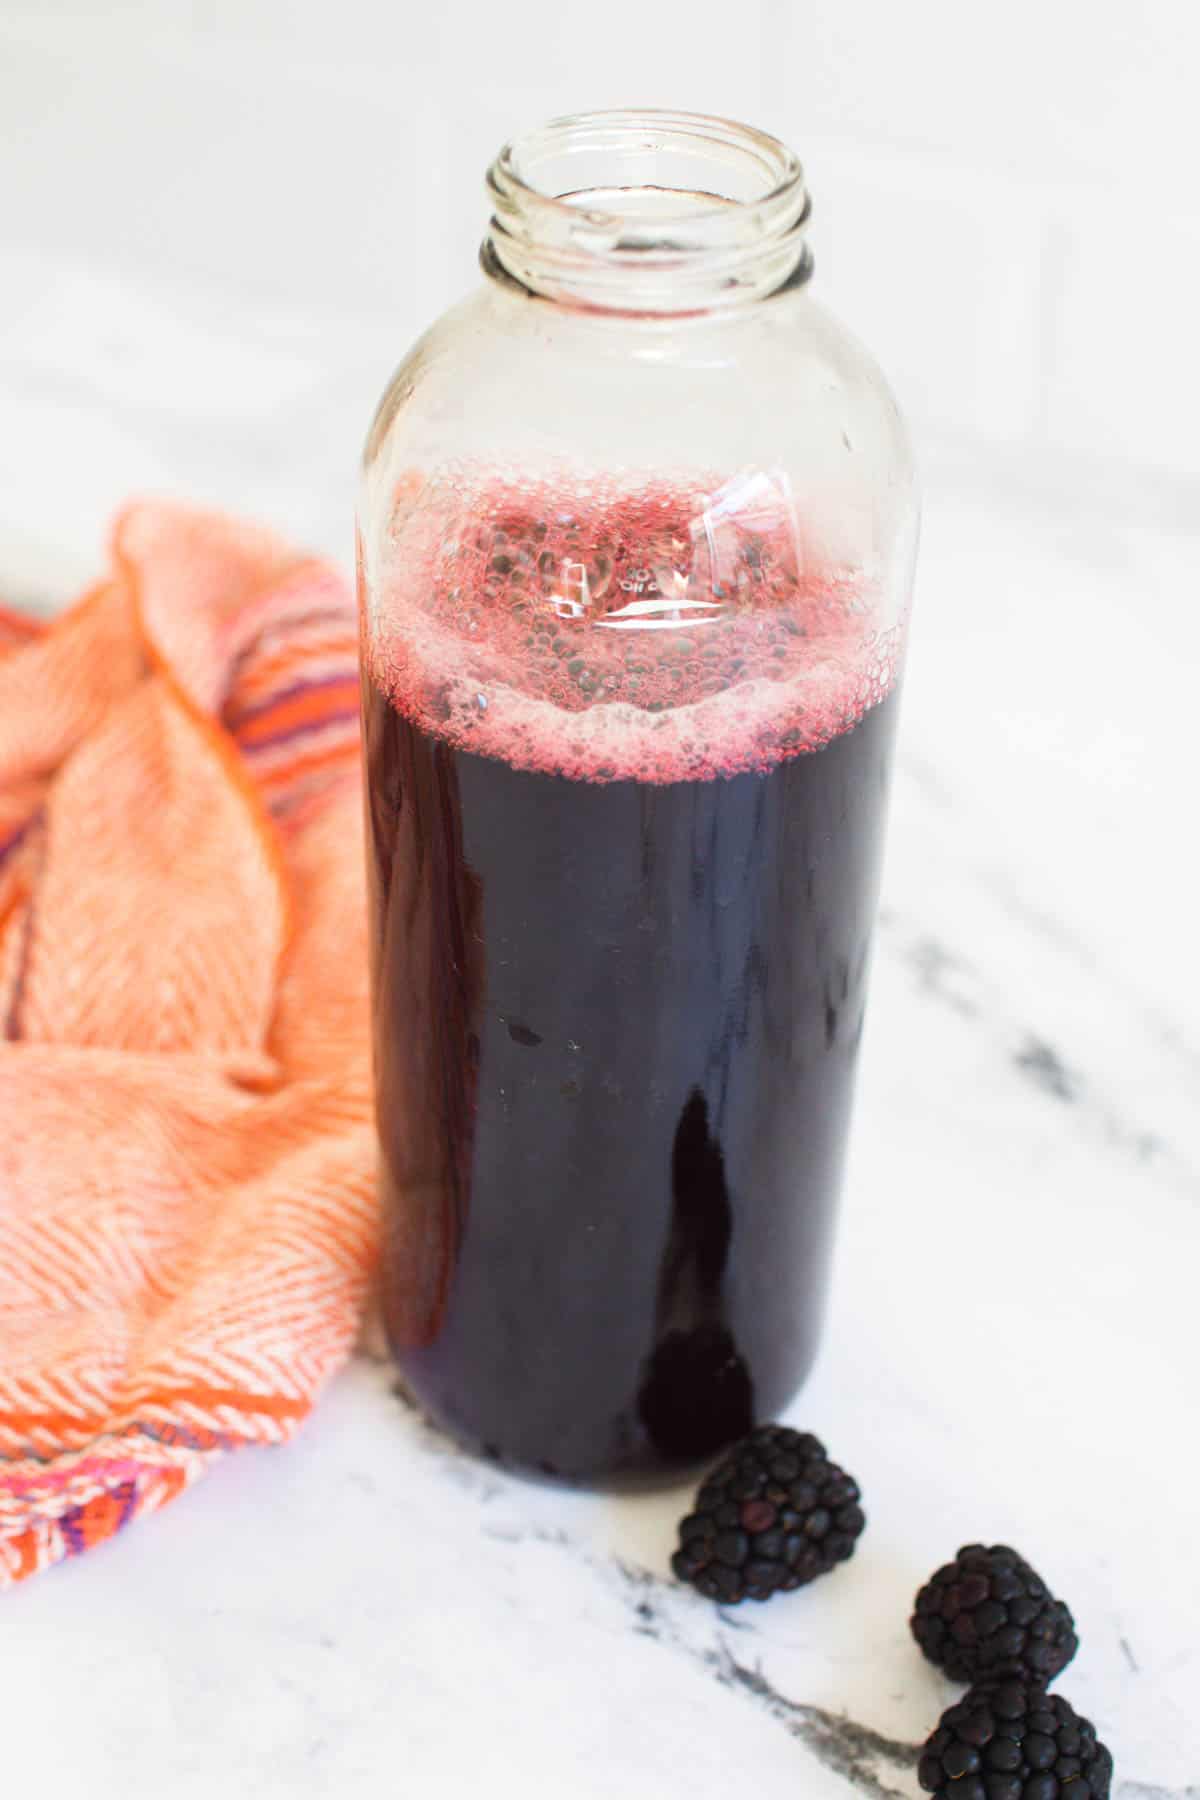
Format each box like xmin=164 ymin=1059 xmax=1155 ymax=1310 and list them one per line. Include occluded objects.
xmin=484 ymin=109 xmax=812 ymax=315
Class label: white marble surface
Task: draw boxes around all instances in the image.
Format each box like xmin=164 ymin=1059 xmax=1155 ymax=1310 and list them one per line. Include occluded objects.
xmin=1 ymin=245 xmax=1198 ymax=1798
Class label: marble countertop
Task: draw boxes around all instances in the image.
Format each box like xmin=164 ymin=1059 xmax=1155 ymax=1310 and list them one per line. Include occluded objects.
xmin=1 ymin=252 xmax=1197 ymax=1799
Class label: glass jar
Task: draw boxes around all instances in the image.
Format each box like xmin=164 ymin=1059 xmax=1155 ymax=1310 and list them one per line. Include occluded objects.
xmin=358 ymin=110 xmax=918 ymax=1483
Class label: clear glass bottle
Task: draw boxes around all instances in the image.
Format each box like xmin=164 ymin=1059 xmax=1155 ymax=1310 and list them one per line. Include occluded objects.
xmin=359 ymin=110 xmax=918 ymax=1482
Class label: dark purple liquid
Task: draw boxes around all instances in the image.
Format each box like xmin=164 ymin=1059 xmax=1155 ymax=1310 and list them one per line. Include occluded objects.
xmin=363 ymin=675 xmax=899 ymax=1481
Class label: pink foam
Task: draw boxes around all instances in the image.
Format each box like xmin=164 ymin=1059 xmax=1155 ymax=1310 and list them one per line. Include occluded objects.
xmin=363 ymin=467 xmax=899 ymax=783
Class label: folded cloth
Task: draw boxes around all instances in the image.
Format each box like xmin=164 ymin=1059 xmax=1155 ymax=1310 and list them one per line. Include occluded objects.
xmin=0 ymin=502 xmax=378 ymax=1586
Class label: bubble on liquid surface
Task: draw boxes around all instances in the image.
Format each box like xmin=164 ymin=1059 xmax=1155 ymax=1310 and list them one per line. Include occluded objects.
xmin=366 ymin=464 xmax=901 ymax=783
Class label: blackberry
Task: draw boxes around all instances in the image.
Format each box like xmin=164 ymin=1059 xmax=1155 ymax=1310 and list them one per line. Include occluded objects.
xmin=918 ymin=1680 xmax=1113 ymax=1800
xmin=913 ymin=1545 xmax=1078 ymax=1687
xmin=671 ymin=1424 xmax=865 ymax=1603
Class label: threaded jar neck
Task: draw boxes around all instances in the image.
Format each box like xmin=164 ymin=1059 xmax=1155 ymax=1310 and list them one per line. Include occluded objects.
xmin=483 ymin=110 xmax=812 ymax=317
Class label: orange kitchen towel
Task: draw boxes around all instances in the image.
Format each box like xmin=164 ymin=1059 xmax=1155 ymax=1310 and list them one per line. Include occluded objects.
xmin=0 ymin=501 xmax=378 ymax=1586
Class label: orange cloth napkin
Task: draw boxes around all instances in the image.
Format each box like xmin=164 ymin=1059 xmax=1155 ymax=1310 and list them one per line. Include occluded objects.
xmin=0 ymin=502 xmax=378 ymax=1586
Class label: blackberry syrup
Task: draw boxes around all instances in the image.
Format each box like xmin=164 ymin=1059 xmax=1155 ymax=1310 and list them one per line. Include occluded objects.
xmin=362 ymin=474 xmax=902 ymax=1479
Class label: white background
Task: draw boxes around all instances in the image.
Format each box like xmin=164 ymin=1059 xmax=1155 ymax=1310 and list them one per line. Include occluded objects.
xmin=1 ymin=0 xmax=1198 ymax=589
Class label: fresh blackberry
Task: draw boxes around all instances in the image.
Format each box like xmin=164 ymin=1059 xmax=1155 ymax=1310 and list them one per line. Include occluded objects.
xmin=918 ymin=1680 xmax=1113 ymax=1800
xmin=913 ymin=1545 xmax=1078 ymax=1687
xmin=671 ymin=1424 xmax=865 ymax=1603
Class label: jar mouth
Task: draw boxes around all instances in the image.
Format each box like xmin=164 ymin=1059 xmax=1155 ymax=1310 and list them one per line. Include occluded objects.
xmin=484 ymin=110 xmax=812 ymax=316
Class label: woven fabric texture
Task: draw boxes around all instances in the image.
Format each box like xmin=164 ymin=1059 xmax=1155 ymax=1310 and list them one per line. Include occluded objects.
xmin=0 ymin=502 xmax=378 ymax=1586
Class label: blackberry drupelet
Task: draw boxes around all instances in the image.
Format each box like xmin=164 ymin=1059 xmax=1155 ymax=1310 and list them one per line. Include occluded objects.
xmin=671 ymin=1424 xmax=865 ymax=1603
xmin=913 ymin=1545 xmax=1078 ymax=1686
xmin=918 ymin=1680 xmax=1113 ymax=1800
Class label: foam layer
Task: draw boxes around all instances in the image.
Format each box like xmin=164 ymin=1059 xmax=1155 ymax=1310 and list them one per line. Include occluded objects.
xmin=364 ymin=467 xmax=900 ymax=783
